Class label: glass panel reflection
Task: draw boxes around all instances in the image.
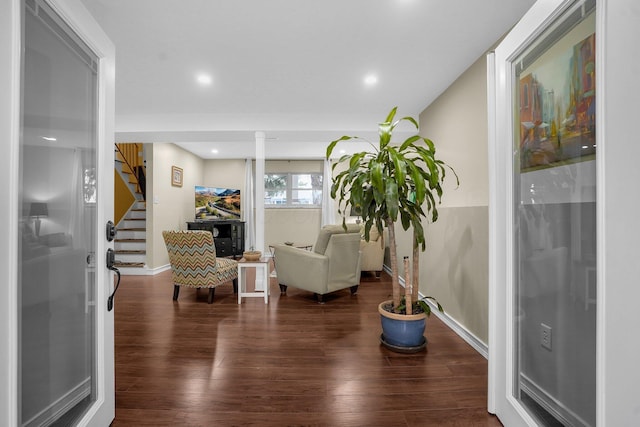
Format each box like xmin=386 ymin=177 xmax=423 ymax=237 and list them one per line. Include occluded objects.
xmin=19 ymin=1 xmax=98 ymax=425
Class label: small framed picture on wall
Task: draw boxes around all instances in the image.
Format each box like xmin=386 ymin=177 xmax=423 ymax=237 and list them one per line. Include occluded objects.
xmin=171 ymin=166 xmax=183 ymax=187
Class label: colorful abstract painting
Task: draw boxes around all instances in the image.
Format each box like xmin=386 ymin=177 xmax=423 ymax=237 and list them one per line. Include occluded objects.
xmin=518 ymin=31 xmax=595 ymax=172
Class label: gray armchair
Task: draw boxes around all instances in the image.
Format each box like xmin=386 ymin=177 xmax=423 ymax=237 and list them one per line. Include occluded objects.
xmin=273 ymin=224 xmax=362 ymax=303
xmin=360 ymin=226 xmax=386 ymax=278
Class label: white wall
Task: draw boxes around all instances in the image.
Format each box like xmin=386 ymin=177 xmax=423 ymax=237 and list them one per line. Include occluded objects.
xmin=203 ymin=159 xmax=245 ymax=192
xmin=147 ymin=143 xmax=204 ymax=269
xmin=264 ymin=160 xmax=324 ymax=253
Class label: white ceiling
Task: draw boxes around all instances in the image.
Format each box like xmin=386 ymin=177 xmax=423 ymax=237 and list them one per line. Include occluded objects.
xmin=80 ymin=0 xmax=536 ymax=159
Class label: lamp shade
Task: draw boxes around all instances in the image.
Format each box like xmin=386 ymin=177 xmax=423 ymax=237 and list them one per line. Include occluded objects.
xmin=29 ymin=202 xmax=48 ymax=217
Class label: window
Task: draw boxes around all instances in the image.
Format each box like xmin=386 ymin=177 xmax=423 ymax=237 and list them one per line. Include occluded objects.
xmin=264 ymin=173 xmax=323 ymax=207
xmin=264 ymin=174 xmax=287 ymax=205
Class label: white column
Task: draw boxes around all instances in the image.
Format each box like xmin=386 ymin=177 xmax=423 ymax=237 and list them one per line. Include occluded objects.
xmin=254 ymin=131 xmax=266 ymax=291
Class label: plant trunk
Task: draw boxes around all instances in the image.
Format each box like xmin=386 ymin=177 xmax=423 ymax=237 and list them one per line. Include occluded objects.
xmin=404 ymin=256 xmax=412 ymax=315
xmin=386 ymin=218 xmax=401 ymax=310
xmin=412 ymin=229 xmax=420 ymax=302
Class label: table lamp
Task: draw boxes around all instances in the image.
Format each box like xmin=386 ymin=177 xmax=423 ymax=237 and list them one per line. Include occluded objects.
xmin=29 ymin=202 xmax=48 ymax=237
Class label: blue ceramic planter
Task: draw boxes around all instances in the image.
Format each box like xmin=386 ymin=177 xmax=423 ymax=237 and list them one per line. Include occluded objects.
xmin=380 ymin=315 xmax=425 ymax=347
xmin=378 ymin=300 xmax=427 ymax=350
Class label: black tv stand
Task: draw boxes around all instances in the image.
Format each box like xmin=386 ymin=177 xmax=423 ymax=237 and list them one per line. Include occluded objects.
xmin=186 ymin=220 xmax=245 ymax=257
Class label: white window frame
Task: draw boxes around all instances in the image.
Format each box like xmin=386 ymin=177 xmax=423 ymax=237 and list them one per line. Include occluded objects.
xmin=264 ymin=172 xmax=323 ymax=208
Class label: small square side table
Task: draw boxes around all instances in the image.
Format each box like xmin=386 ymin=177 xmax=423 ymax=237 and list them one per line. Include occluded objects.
xmin=237 ymin=257 xmax=270 ymax=304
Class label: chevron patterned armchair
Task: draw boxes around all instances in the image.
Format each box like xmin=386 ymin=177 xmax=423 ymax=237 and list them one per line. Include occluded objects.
xmin=162 ymin=230 xmax=238 ymax=303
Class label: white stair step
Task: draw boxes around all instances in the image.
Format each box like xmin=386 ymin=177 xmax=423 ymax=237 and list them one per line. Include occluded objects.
xmin=115 ymin=240 xmax=146 ymax=251
xmin=115 ymin=253 xmax=146 ymax=263
xmin=114 ymin=262 xmax=145 ymax=270
xmin=121 ymin=219 xmax=145 ymax=229
xmin=115 ymin=249 xmax=146 ymax=255
xmin=128 ymin=209 xmax=146 ymax=219
xmin=116 ymin=229 xmax=146 ymax=240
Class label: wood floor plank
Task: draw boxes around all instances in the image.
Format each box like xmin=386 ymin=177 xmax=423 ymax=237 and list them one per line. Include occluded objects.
xmin=405 ymin=408 xmax=503 ymax=427
xmin=112 ymin=269 xmax=500 ymax=426
xmin=174 ymin=410 xmax=410 ymax=427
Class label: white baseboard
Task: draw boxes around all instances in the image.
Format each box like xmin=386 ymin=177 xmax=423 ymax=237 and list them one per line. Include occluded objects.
xmin=149 ymin=264 xmax=171 ymax=275
xmin=23 ymin=377 xmax=90 ymax=427
xmin=423 ymin=298 xmax=489 ymax=359
xmin=120 ymin=264 xmax=170 ymax=276
xmin=387 ymin=264 xmax=489 ymax=359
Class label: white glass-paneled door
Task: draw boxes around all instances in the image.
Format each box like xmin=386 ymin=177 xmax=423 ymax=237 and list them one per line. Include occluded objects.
xmin=0 ymin=0 xmax=115 ymax=425
xmin=489 ymin=0 xmax=598 ymax=425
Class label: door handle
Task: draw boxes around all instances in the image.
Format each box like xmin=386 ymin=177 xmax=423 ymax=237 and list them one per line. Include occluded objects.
xmin=106 ymin=248 xmax=120 ymax=311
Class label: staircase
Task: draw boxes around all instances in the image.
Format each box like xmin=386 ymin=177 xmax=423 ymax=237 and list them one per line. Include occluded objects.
xmin=114 ymin=143 xmax=147 ymax=274
xmin=114 ymin=200 xmax=146 ymax=270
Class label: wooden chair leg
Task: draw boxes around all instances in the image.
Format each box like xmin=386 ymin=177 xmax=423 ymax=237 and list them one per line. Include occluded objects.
xmin=279 ymin=284 xmax=287 ymax=294
xmin=207 ymin=288 xmax=215 ymax=304
xmin=316 ymin=293 xmax=325 ymax=304
xmin=350 ymin=285 xmax=359 ymax=295
xmin=232 ymin=278 xmax=238 ymax=294
xmin=173 ymin=285 xmax=180 ymax=301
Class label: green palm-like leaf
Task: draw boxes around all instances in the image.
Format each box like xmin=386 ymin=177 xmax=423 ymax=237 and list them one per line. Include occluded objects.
xmin=349 ymin=152 xmax=365 ymax=169
xmin=400 ymin=209 xmax=411 ymax=231
xmin=407 ymin=163 xmax=426 ymax=203
xmin=371 ymin=161 xmax=384 ymax=195
xmin=385 ymin=180 xmax=399 ymax=221
xmin=399 ymin=134 xmax=421 ymax=151
xmin=398 ymin=116 xmax=419 ymax=130
xmin=422 ymin=137 xmax=436 ymax=153
xmin=388 ymin=147 xmax=407 ymax=185
xmin=326 ymin=135 xmax=354 ymax=159
xmin=379 ymin=122 xmax=393 ymax=148
xmin=384 ymin=107 xmax=398 ymax=124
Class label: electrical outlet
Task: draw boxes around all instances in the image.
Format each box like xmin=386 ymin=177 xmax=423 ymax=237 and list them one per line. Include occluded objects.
xmin=540 ymin=323 xmax=552 ymax=351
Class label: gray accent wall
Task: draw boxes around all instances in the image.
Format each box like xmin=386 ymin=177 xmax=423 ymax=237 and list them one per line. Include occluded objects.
xmin=425 ymin=206 xmax=489 ymax=344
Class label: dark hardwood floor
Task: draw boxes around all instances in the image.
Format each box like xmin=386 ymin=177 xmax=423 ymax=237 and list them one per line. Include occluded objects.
xmin=112 ymin=266 xmax=501 ymax=427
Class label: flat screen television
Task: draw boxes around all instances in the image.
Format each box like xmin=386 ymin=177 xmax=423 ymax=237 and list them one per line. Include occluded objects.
xmin=195 ymin=185 xmax=241 ymax=220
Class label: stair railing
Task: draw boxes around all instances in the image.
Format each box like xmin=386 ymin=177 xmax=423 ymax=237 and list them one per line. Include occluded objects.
xmin=115 ymin=143 xmax=145 ymax=198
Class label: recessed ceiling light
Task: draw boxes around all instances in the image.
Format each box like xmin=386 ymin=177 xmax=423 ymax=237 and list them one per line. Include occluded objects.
xmin=339 ymin=149 xmax=346 ymax=154
xmin=364 ymin=74 xmax=378 ymax=86
xmin=196 ymin=73 xmax=212 ymax=85
xmin=211 ymin=149 xmax=219 ymax=154
xmin=41 ymin=136 xmax=57 ymax=141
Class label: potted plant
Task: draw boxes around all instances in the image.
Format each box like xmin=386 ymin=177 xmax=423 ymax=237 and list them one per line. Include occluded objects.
xmin=326 ymin=107 xmax=458 ymax=352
